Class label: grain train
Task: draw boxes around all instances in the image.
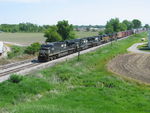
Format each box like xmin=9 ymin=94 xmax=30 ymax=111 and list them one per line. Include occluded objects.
xmin=38 ymin=28 xmax=146 ymax=62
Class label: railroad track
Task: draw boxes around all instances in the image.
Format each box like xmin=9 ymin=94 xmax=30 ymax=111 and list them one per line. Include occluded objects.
xmin=0 ymin=59 xmax=37 ymax=70
xmin=0 ymin=62 xmax=40 ymax=77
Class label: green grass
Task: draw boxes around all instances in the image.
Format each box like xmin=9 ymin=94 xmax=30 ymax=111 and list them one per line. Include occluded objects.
xmin=0 ymin=32 xmax=150 ymax=113
xmin=0 ymin=75 xmax=51 ymax=108
xmin=0 ymin=31 xmax=98 ymax=45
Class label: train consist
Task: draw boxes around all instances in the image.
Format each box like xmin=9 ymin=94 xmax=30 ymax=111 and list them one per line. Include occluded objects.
xmin=38 ymin=28 xmax=146 ymax=62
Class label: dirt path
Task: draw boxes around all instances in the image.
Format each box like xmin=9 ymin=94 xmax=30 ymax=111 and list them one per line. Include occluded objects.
xmin=127 ymin=42 xmax=150 ymax=54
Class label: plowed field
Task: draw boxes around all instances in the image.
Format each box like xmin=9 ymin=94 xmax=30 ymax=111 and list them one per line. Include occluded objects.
xmin=108 ymin=53 xmax=150 ymax=84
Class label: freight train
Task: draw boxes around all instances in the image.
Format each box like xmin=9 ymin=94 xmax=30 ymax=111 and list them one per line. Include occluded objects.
xmin=38 ymin=28 xmax=146 ymax=62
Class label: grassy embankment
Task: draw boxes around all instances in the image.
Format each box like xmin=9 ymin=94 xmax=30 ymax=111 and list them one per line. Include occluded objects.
xmin=0 ymin=32 xmax=150 ymax=113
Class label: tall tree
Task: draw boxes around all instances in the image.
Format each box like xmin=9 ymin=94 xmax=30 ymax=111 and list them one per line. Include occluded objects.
xmin=57 ymin=20 xmax=75 ymax=40
xmin=44 ymin=26 xmax=62 ymax=42
xmin=119 ymin=23 xmax=127 ymax=31
xmin=105 ymin=18 xmax=121 ymax=34
xmin=122 ymin=20 xmax=133 ymax=30
xmin=132 ymin=19 xmax=142 ymax=28
xmin=144 ymin=24 xmax=150 ymax=29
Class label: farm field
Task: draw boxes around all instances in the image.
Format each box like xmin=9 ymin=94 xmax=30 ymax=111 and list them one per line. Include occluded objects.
xmin=108 ymin=53 xmax=150 ymax=84
xmin=1 ymin=32 xmax=150 ymax=113
xmin=0 ymin=33 xmax=45 ymax=45
xmin=0 ymin=31 xmax=99 ymax=45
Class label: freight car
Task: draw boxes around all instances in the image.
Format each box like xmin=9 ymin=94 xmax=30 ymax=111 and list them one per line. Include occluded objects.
xmin=38 ymin=29 xmax=146 ymax=62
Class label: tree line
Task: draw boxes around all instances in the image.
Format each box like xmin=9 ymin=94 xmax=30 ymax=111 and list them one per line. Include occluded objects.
xmin=0 ymin=23 xmax=51 ymax=33
xmin=45 ymin=19 xmax=149 ymax=42
xmin=0 ymin=18 xmax=149 ymax=43
xmin=0 ymin=23 xmax=104 ymax=33
xmin=101 ymin=18 xmax=149 ymax=35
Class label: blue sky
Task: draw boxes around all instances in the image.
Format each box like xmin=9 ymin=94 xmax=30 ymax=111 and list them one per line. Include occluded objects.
xmin=0 ymin=0 xmax=149 ymax=25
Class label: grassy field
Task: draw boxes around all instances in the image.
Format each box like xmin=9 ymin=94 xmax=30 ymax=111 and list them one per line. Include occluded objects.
xmin=0 ymin=32 xmax=150 ymax=113
xmin=0 ymin=31 xmax=99 ymax=45
xmin=0 ymin=33 xmax=45 ymax=45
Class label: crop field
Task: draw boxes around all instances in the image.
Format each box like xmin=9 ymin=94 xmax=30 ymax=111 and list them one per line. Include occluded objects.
xmin=0 ymin=33 xmax=45 ymax=45
xmin=0 ymin=31 xmax=99 ymax=45
xmin=0 ymin=32 xmax=150 ymax=113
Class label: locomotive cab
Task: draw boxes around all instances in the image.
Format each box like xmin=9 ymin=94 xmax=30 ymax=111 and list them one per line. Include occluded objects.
xmin=38 ymin=42 xmax=67 ymax=62
xmin=38 ymin=44 xmax=53 ymax=61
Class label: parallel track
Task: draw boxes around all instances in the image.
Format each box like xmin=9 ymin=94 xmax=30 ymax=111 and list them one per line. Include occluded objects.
xmin=0 ymin=63 xmax=40 ymax=77
xmin=0 ymin=59 xmax=37 ymax=70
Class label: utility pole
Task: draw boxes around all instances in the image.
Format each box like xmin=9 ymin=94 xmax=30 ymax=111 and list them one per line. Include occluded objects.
xmin=77 ymin=42 xmax=80 ymax=61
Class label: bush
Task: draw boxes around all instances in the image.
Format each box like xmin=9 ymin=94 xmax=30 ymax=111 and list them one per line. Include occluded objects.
xmin=99 ymin=30 xmax=105 ymax=35
xmin=7 ymin=46 xmax=24 ymax=59
xmin=9 ymin=74 xmax=23 ymax=83
xmin=24 ymin=42 xmax=41 ymax=55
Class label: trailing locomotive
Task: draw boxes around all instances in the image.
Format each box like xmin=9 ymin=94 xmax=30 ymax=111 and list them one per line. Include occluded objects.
xmin=38 ymin=28 xmax=146 ymax=62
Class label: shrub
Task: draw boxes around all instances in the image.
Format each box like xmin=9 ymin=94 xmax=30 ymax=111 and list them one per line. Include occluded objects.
xmin=9 ymin=74 xmax=23 ymax=83
xmin=24 ymin=42 xmax=41 ymax=55
xmin=7 ymin=46 xmax=24 ymax=59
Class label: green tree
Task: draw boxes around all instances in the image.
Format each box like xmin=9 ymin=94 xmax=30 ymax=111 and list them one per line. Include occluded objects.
xmin=132 ymin=19 xmax=142 ymax=28
xmin=122 ymin=20 xmax=133 ymax=30
xmin=99 ymin=30 xmax=105 ymax=35
xmin=25 ymin=42 xmax=41 ymax=55
xmin=119 ymin=23 xmax=127 ymax=31
xmin=105 ymin=18 xmax=121 ymax=34
xmin=144 ymin=24 xmax=149 ymax=29
xmin=44 ymin=26 xmax=62 ymax=42
xmin=57 ymin=20 xmax=75 ymax=40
